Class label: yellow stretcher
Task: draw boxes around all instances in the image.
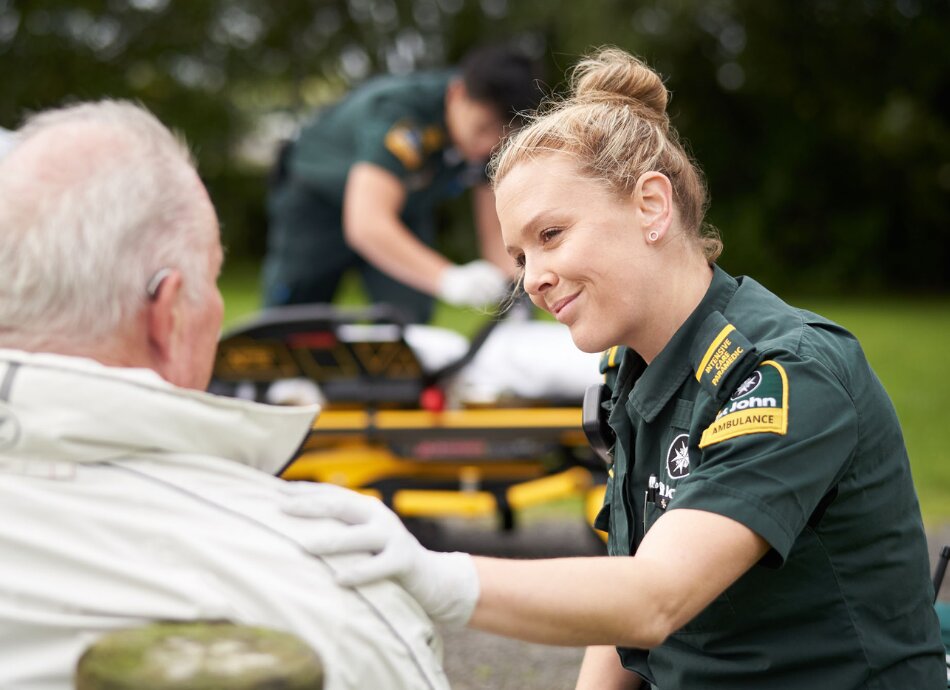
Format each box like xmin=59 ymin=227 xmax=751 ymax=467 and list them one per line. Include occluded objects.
xmin=209 ymin=303 xmax=609 ymax=537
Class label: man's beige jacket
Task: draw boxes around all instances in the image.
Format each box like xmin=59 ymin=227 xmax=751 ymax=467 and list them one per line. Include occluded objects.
xmin=0 ymin=349 xmax=448 ymax=690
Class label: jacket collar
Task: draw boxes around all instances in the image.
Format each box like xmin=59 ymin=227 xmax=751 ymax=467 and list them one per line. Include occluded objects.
xmin=0 ymin=349 xmax=318 ymax=475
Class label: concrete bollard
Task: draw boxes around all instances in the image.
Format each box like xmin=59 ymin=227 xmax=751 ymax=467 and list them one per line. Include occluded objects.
xmin=75 ymin=622 xmax=323 ymax=690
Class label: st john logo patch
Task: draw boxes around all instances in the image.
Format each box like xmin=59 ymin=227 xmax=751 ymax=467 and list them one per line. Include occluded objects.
xmin=699 ymin=360 xmax=788 ymax=448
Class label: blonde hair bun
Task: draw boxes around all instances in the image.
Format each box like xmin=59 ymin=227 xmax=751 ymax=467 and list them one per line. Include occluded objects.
xmin=571 ymin=47 xmax=669 ymax=125
xmin=491 ymin=46 xmax=718 ymax=259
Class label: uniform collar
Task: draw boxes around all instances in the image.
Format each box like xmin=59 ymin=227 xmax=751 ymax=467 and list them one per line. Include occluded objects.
xmin=0 ymin=349 xmax=318 ymax=475
xmin=626 ymin=265 xmax=738 ymax=422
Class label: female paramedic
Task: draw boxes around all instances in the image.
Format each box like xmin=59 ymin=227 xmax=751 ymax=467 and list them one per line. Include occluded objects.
xmin=282 ymin=47 xmax=945 ymax=689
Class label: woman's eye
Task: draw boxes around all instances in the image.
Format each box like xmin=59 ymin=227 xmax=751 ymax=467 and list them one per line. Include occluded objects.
xmin=540 ymin=227 xmax=562 ymax=244
xmin=513 ymin=254 xmax=525 ymax=269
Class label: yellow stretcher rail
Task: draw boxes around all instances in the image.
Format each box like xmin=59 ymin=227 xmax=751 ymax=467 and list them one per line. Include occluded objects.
xmin=312 ymin=407 xmax=584 ymax=433
xmin=389 ymin=466 xmax=592 ymax=519
xmin=280 ymin=405 xmax=604 ymax=526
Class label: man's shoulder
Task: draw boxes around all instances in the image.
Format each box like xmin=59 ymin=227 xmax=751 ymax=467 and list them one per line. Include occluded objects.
xmin=347 ymin=70 xmax=452 ymax=116
xmin=294 ymin=70 xmax=451 ymax=170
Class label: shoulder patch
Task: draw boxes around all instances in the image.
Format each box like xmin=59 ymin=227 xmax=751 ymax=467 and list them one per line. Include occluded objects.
xmin=699 ymin=360 xmax=788 ymax=448
xmin=384 ymin=122 xmax=424 ymax=170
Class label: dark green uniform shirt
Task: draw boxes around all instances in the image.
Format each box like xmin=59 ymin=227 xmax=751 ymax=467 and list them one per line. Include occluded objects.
xmin=263 ymin=70 xmax=485 ymax=317
xmin=595 ymin=265 xmax=944 ymax=689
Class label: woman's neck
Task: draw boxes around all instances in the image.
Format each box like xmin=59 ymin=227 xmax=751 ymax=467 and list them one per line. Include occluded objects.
xmin=634 ymin=260 xmax=714 ymax=364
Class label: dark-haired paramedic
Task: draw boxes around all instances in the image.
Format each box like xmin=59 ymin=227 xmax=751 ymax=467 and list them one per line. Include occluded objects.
xmin=263 ymin=44 xmax=544 ymax=322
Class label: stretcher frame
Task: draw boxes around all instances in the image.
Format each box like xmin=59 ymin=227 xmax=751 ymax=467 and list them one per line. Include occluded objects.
xmin=209 ymin=303 xmax=609 ymax=534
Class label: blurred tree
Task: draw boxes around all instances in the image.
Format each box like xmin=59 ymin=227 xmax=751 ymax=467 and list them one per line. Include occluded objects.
xmin=2 ymin=0 xmax=947 ymax=292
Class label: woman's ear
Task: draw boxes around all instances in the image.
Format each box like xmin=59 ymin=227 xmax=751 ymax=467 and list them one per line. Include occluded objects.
xmin=634 ymin=172 xmax=674 ymax=243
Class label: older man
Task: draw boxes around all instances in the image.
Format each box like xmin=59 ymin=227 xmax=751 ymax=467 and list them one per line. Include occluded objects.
xmin=0 ymin=101 xmax=451 ymax=690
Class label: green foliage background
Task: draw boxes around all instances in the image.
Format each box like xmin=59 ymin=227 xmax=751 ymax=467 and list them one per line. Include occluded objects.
xmin=3 ymin=0 xmax=948 ymax=294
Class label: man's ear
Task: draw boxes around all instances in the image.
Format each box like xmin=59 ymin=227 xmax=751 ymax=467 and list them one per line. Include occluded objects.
xmin=634 ymin=171 xmax=674 ymax=242
xmin=145 ymin=269 xmax=183 ymax=370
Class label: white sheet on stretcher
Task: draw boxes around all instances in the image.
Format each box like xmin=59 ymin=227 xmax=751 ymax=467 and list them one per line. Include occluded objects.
xmin=405 ymin=321 xmax=601 ymax=404
xmin=264 ymin=321 xmax=602 ymax=406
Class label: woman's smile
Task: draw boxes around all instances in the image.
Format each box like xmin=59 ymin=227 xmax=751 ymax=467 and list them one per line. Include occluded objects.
xmin=549 ymin=291 xmax=580 ymax=323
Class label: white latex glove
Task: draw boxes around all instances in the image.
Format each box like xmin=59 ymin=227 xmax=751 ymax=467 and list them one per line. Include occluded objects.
xmin=438 ymin=260 xmax=508 ymax=307
xmin=281 ymin=483 xmax=479 ymax=627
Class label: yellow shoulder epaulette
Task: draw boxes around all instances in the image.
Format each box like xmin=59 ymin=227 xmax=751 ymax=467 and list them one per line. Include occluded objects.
xmin=690 ymin=312 xmax=758 ymax=402
xmin=599 ymin=346 xmax=624 ymax=376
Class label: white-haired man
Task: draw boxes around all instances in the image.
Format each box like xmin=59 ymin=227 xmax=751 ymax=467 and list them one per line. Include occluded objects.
xmin=0 ymin=101 xmax=453 ymax=690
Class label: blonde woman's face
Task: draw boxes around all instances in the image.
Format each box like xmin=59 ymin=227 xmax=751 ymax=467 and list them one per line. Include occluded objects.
xmin=496 ymin=153 xmax=660 ymax=354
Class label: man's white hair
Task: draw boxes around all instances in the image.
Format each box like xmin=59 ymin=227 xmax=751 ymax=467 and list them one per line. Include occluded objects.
xmin=0 ymin=100 xmax=214 ymax=350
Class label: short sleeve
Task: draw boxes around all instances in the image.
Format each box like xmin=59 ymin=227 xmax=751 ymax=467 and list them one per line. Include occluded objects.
xmin=354 ymin=107 xmax=440 ymax=181
xmin=671 ymin=354 xmax=858 ymax=563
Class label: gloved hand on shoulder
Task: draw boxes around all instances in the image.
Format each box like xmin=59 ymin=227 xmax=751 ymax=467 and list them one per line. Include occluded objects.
xmin=281 ymin=482 xmax=479 ymax=627
xmin=438 ymin=260 xmax=508 ymax=308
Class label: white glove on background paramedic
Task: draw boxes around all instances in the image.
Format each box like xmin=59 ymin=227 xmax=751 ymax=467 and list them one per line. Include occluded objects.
xmin=281 ymin=483 xmax=479 ymax=627
xmin=438 ymin=260 xmax=508 ymax=307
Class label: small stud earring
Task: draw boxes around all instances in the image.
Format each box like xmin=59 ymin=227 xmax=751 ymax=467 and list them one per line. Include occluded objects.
xmin=648 ymin=230 xmax=659 ymax=242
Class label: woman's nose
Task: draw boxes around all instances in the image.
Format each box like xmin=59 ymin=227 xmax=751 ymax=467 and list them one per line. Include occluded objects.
xmin=522 ymin=258 xmax=555 ymax=298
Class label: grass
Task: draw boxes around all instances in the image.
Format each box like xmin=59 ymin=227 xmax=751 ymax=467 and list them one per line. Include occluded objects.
xmin=218 ymin=259 xmax=265 ymax=328
xmin=218 ymin=259 xmax=950 ymax=525
xmin=218 ymin=258 xmax=493 ymax=337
